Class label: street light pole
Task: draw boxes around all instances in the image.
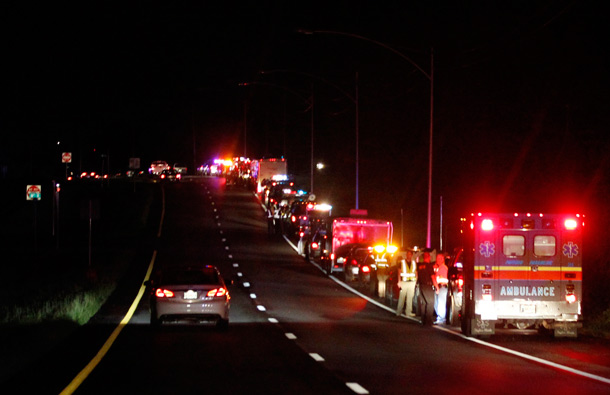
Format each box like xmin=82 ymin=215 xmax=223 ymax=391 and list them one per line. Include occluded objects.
xmin=299 ymin=29 xmax=434 ymax=247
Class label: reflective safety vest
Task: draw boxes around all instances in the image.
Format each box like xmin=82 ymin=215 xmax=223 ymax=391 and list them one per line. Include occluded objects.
xmin=400 ymin=259 xmax=416 ymax=282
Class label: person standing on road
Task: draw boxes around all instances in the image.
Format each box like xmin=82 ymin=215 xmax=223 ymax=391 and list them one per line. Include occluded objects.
xmin=417 ymin=249 xmax=436 ymax=324
xmin=267 ymin=204 xmax=275 ymax=235
xmin=432 ymin=252 xmax=449 ymax=324
xmin=396 ymin=250 xmax=417 ymax=316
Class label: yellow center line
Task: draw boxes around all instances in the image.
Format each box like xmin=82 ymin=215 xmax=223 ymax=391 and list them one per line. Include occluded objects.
xmin=60 ymin=185 xmax=165 ymax=395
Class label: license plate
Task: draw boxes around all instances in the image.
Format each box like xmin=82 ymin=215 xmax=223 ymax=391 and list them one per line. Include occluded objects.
xmin=521 ymin=304 xmax=536 ymax=314
xmin=184 ymin=290 xmax=198 ymax=300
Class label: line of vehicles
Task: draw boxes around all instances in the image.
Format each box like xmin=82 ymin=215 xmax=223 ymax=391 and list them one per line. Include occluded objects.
xmin=148 ymin=155 xmax=584 ymax=339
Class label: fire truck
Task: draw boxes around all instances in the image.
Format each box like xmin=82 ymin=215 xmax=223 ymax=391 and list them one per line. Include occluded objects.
xmin=325 ymin=217 xmax=394 ymax=275
xmin=460 ymin=212 xmax=583 ymax=338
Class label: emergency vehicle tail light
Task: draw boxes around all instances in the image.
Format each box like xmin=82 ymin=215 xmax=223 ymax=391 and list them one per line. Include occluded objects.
xmin=564 ymin=219 xmax=577 ymax=230
xmin=481 ymin=219 xmax=494 ymax=231
xmin=482 ymin=284 xmax=492 ymax=301
xmin=361 ymin=265 xmax=371 ymax=273
xmin=565 ymin=284 xmax=576 ymax=303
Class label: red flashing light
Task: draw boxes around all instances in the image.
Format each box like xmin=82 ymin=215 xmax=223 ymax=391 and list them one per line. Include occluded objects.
xmin=564 ymin=219 xmax=578 ymax=230
xmin=481 ymin=219 xmax=494 ymax=231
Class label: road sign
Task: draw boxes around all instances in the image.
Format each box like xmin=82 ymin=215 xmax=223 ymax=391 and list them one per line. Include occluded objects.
xmin=26 ymin=185 xmax=42 ymax=200
xmin=62 ymin=152 xmax=72 ymax=163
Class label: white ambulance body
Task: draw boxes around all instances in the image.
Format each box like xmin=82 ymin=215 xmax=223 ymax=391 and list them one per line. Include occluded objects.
xmin=461 ymin=212 xmax=583 ymax=338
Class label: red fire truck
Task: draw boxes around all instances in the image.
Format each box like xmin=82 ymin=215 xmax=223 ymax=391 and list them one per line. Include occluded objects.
xmin=460 ymin=212 xmax=583 ymax=338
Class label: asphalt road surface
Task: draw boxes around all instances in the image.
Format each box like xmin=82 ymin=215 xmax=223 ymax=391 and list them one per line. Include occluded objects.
xmin=6 ymin=177 xmax=610 ymax=394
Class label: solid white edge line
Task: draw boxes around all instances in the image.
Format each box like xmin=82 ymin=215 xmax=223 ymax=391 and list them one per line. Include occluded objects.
xmin=283 ymin=233 xmax=610 ymax=386
xmin=433 ymin=325 xmax=610 ymax=385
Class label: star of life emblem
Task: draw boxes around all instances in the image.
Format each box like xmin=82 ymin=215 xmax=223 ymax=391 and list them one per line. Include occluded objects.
xmin=562 ymin=242 xmax=579 ymax=258
xmin=479 ymin=241 xmax=495 ymax=258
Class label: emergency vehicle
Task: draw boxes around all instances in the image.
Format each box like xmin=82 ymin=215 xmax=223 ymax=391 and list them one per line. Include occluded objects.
xmin=250 ymin=158 xmax=288 ymax=194
xmin=325 ymin=217 xmax=394 ymax=275
xmin=460 ymin=212 xmax=583 ymax=338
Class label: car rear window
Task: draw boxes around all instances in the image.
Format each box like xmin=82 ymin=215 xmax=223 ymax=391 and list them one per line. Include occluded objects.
xmin=161 ymin=268 xmax=219 ymax=285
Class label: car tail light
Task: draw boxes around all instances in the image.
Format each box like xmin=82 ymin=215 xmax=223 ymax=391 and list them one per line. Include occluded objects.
xmin=207 ymin=288 xmax=227 ymax=297
xmin=361 ymin=265 xmax=371 ymax=273
xmin=177 ymin=174 xmax=181 ymax=180
xmin=482 ymin=284 xmax=492 ymax=301
xmin=457 ymin=278 xmax=464 ymax=291
xmin=156 ymin=288 xmax=175 ymax=298
xmin=311 ymin=242 xmax=319 ymax=250
xmin=291 ymin=215 xmax=297 ymax=223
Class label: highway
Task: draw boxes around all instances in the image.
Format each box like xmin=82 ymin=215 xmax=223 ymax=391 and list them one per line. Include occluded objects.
xmin=6 ymin=177 xmax=610 ymax=394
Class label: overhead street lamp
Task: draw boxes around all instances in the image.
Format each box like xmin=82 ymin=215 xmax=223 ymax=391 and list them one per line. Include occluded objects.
xmin=298 ymin=29 xmax=434 ymax=248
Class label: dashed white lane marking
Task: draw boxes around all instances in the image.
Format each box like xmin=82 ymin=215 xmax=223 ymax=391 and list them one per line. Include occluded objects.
xmin=225 ymin=246 xmax=230 ymax=250
xmin=249 ymin=293 xmax=257 ymax=299
xmin=268 ymin=318 xmax=279 ymax=323
xmin=232 ymin=263 xmax=239 ymax=267
xmin=237 ymin=272 xmax=243 ymax=277
xmin=243 ymin=282 xmax=251 ymax=288
xmin=309 ymin=353 xmax=325 ymax=362
xmin=256 ymin=305 xmax=266 ymax=311
xmin=285 ymin=333 xmax=297 ymax=340
xmin=228 ymin=254 xmax=233 ymax=259
xmin=346 ymin=382 xmax=369 ymax=394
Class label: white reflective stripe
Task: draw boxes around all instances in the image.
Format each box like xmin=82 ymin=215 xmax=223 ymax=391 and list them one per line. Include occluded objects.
xmin=437 ymin=277 xmax=449 ymax=284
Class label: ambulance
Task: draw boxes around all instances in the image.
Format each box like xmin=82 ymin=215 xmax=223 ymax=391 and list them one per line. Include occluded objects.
xmin=460 ymin=212 xmax=583 ymax=338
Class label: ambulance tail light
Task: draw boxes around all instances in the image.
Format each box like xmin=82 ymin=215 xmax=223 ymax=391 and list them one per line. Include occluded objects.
xmin=566 ymin=284 xmax=577 ymax=303
xmin=481 ymin=219 xmax=494 ymax=231
xmin=482 ymin=284 xmax=492 ymax=301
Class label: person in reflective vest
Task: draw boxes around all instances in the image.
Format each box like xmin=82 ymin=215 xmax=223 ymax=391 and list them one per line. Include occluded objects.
xmin=396 ymin=250 xmax=417 ymax=316
xmin=432 ymin=252 xmax=449 ymax=324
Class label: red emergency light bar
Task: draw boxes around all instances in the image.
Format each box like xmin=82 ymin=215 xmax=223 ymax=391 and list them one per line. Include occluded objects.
xmin=472 ymin=213 xmax=584 ymax=231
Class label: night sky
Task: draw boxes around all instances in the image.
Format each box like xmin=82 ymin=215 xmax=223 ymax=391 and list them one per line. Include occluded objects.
xmin=4 ymin=1 xmax=609 ymax=249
